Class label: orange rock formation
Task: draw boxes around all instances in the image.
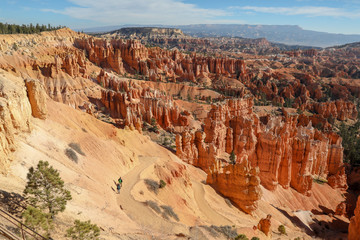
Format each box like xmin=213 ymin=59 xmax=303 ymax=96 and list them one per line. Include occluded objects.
xmin=176 ymin=99 xmax=347 ymax=199
xmin=206 ymin=159 xmax=261 ymax=214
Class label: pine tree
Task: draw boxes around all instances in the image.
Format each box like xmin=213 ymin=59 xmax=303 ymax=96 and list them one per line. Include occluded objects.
xmin=230 ymin=151 xmax=236 ymax=165
xmin=66 ymin=220 xmax=100 ymax=240
xmin=22 ymin=206 xmax=52 ymax=237
xmin=23 ymin=160 xmax=72 ymax=219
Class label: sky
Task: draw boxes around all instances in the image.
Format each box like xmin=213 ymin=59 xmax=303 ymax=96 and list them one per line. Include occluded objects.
xmin=1 ymin=0 xmax=360 ymax=34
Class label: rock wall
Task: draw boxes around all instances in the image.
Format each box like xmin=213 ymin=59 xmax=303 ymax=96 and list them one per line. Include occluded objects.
xmin=349 ymin=196 xmax=360 ymax=240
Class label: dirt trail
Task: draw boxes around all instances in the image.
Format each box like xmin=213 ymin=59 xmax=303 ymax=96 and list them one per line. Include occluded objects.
xmin=116 ymin=156 xmax=188 ymax=236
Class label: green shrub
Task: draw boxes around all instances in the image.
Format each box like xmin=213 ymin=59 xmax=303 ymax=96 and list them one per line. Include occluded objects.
xmin=251 ymin=237 xmax=260 ymax=240
xmin=68 ymin=142 xmax=85 ymax=156
xmin=229 ymin=151 xmax=236 ymax=165
xmin=65 ymin=148 xmax=78 ymax=163
xmin=159 ymin=180 xmax=166 ymax=188
xmin=65 ymin=220 xmax=100 ymax=240
xmin=22 ymin=206 xmax=52 ymax=237
xmin=235 ymin=234 xmax=249 ymax=240
xmin=278 ymin=225 xmax=286 ymax=235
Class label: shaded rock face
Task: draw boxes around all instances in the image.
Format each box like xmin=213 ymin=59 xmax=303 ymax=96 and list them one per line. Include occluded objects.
xmin=98 ymin=70 xmax=189 ymax=131
xmin=349 ymin=196 xmax=360 ymax=240
xmin=206 ymin=159 xmax=261 ymax=214
xmin=25 ymin=78 xmax=47 ymax=119
xmin=176 ymin=99 xmax=347 ymax=198
xmin=0 ymin=75 xmax=32 ymax=172
xmin=74 ymin=37 xmax=248 ymax=82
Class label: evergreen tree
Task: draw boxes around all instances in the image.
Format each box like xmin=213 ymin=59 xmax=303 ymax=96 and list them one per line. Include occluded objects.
xmin=22 ymin=206 xmax=52 ymax=237
xmin=66 ymin=220 xmax=100 ymax=240
xmin=230 ymin=151 xmax=236 ymax=165
xmin=23 ymin=160 xmax=72 ymax=218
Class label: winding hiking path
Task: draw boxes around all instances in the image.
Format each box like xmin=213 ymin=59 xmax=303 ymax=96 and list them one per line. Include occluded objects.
xmin=116 ymin=155 xmax=233 ymax=237
xmin=116 ymin=156 xmax=187 ymax=235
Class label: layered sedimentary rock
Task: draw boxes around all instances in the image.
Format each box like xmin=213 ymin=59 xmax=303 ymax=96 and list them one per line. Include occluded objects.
xmin=206 ymin=159 xmax=261 ymax=214
xmin=176 ymin=99 xmax=347 ymax=197
xmin=98 ymin=70 xmax=189 ymax=131
xmin=74 ymin=37 xmax=249 ymax=82
xmin=0 ymin=74 xmax=32 ymax=172
xmin=304 ymin=100 xmax=358 ymax=121
xmin=25 ymin=78 xmax=48 ymax=119
xmin=349 ymin=196 xmax=360 ymax=240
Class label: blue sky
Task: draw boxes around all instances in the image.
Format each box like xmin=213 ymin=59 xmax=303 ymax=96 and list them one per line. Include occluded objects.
xmin=1 ymin=0 xmax=360 ymax=34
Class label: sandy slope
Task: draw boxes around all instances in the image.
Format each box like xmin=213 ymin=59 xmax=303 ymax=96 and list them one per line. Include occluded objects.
xmin=0 ymin=95 xmax=349 ymax=239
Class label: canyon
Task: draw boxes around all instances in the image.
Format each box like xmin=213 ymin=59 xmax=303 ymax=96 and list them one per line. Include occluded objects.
xmin=0 ymin=27 xmax=359 ymax=239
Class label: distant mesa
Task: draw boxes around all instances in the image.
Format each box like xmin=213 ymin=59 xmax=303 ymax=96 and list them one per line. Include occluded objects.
xmin=84 ymin=24 xmax=360 ymax=48
xmin=107 ymin=27 xmax=186 ymax=39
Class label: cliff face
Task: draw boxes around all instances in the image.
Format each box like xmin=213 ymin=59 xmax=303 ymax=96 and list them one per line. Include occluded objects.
xmin=0 ymin=73 xmax=32 ymax=172
xmin=349 ymin=196 xmax=360 ymax=240
xmin=25 ymin=78 xmax=48 ymax=119
xmin=176 ymin=99 xmax=347 ymax=201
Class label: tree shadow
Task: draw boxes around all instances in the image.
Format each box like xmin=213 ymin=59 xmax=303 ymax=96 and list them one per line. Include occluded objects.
xmin=0 ymin=189 xmax=26 ymax=217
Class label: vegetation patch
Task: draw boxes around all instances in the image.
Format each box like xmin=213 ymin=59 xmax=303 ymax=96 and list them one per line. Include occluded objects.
xmin=235 ymin=234 xmax=249 ymax=240
xmin=313 ymin=177 xmax=328 ymax=184
xmin=278 ymin=224 xmax=287 ymax=235
xmin=159 ymin=180 xmax=167 ymax=188
xmin=65 ymin=220 xmax=100 ymax=240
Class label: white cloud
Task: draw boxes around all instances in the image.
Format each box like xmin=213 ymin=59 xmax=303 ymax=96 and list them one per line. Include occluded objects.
xmin=235 ymin=6 xmax=360 ymax=18
xmin=43 ymin=0 xmax=234 ymax=25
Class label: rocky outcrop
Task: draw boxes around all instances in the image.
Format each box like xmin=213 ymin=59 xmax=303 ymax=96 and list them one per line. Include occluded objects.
xmin=349 ymin=196 xmax=360 ymax=240
xmin=25 ymin=78 xmax=48 ymax=119
xmin=176 ymin=99 xmax=347 ymax=197
xmin=206 ymin=159 xmax=261 ymax=214
xmin=304 ymin=100 xmax=358 ymax=121
xmin=74 ymin=37 xmax=249 ymax=82
xmin=0 ymin=74 xmax=32 ymax=172
xmin=335 ymin=202 xmax=347 ymax=216
xmin=257 ymin=215 xmax=272 ymax=236
xmin=98 ymin=70 xmax=189 ymax=131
